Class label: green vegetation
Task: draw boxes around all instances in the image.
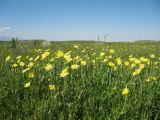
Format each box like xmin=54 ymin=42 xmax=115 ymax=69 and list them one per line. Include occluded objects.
xmin=0 ymin=40 xmax=160 ymax=120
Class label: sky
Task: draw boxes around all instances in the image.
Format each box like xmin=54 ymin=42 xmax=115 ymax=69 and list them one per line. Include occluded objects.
xmin=0 ymin=0 xmax=160 ymax=41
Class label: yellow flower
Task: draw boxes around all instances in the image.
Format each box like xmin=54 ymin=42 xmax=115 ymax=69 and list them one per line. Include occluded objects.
xmin=71 ymin=64 xmax=79 ymax=70
xmin=133 ymin=68 xmax=141 ymax=76
xmin=49 ymin=84 xmax=55 ymax=91
xmin=73 ymin=45 xmax=79 ymax=49
xmin=28 ymin=72 xmax=34 ymax=78
xmin=150 ymin=54 xmax=155 ymax=59
xmin=81 ymin=49 xmax=85 ymax=52
xmin=64 ymin=53 xmax=72 ymax=63
xmin=146 ymin=76 xmax=157 ymax=82
xmin=29 ymin=57 xmax=33 ymax=61
xmin=116 ymin=57 xmax=122 ymax=65
xmin=19 ymin=62 xmax=25 ymax=67
xmin=60 ymin=68 xmax=69 ymax=78
xmin=24 ymin=82 xmax=31 ymax=88
xmin=100 ymin=52 xmax=105 ymax=57
xmin=41 ymin=51 xmax=50 ymax=60
xmin=56 ymin=50 xmax=64 ymax=58
xmin=124 ymin=61 xmax=129 ymax=66
xmin=22 ymin=68 xmax=30 ymax=73
xmin=108 ymin=62 xmax=115 ymax=67
xmin=131 ymin=63 xmax=136 ymax=69
xmin=28 ymin=62 xmax=34 ymax=68
xmin=109 ymin=49 xmax=115 ymax=54
xmin=103 ymin=59 xmax=108 ymax=63
xmin=12 ymin=63 xmax=18 ymax=68
xmin=80 ymin=60 xmax=87 ymax=66
xmin=122 ymin=87 xmax=129 ymax=95
xmin=154 ymin=62 xmax=159 ymax=66
xmin=17 ymin=56 xmax=22 ymax=60
xmin=34 ymin=55 xmax=40 ymax=61
xmin=5 ymin=56 xmax=11 ymax=62
xmin=50 ymin=58 xmax=54 ymax=62
xmin=139 ymin=64 xmax=145 ymax=69
xmin=44 ymin=64 xmax=53 ymax=71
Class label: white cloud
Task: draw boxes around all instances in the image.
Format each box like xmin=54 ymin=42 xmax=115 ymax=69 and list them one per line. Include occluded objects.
xmin=0 ymin=26 xmax=11 ymax=32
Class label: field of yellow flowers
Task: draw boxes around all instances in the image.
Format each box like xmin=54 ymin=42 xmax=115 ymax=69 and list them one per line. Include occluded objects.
xmin=0 ymin=41 xmax=160 ymax=119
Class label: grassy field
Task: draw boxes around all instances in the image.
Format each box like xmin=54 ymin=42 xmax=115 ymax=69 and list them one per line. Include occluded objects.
xmin=1 ymin=40 xmax=160 ymax=120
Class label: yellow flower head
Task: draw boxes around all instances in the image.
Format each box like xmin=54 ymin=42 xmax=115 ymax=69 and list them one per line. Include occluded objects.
xmin=124 ymin=61 xmax=129 ymax=66
xmin=71 ymin=64 xmax=79 ymax=70
xmin=19 ymin=62 xmax=25 ymax=67
xmin=17 ymin=56 xmax=22 ymax=60
xmin=6 ymin=56 xmax=11 ymax=62
xmin=28 ymin=72 xmax=34 ymax=78
xmin=28 ymin=62 xmax=34 ymax=68
xmin=80 ymin=60 xmax=87 ymax=66
xmin=150 ymin=54 xmax=155 ymax=59
xmin=41 ymin=51 xmax=50 ymax=60
xmin=49 ymin=84 xmax=55 ymax=91
xmin=34 ymin=55 xmax=40 ymax=61
xmin=122 ymin=87 xmax=129 ymax=95
xmin=24 ymin=82 xmax=31 ymax=88
xmin=12 ymin=63 xmax=18 ymax=68
xmin=60 ymin=68 xmax=69 ymax=78
xmin=22 ymin=68 xmax=30 ymax=73
xmin=56 ymin=50 xmax=64 ymax=58
xmin=108 ymin=62 xmax=115 ymax=67
xmin=109 ymin=49 xmax=115 ymax=54
xmin=116 ymin=57 xmax=122 ymax=65
xmin=44 ymin=64 xmax=53 ymax=71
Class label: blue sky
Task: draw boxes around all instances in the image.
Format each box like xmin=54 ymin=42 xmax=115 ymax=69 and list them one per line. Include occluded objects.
xmin=0 ymin=0 xmax=160 ymax=41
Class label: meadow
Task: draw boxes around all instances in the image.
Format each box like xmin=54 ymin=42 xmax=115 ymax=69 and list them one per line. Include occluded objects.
xmin=0 ymin=40 xmax=160 ymax=120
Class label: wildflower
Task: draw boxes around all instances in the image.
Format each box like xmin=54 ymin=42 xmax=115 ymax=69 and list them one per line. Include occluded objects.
xmin=12 ymin=63 xmax=18 ymax=68
xmin=154 ymin=62 xmax=159 ymax=66
xmin=50 ymin=58 xmax=54 ymax=62
xmin=150 ymin=54 xmax=155 ymax=59
xmin=100 ymin=52 xmax=105 ymax=57
xmin=5 ymin=56 xmax=11 ymax=62
xmin=49 ymin=84 xmax=55 ymax=91
xmin=81 ymin=49 xmax=85 ymax=52
xmin=41 ymin=51 xmax=50 ymax=60
xmin=146 ymin=76 xmax=157 ymax=82
xmin=24 ymin=82 xmax=31 ymax=88
xmin=133 ymin=68 xmax=141 ymax=76
xmin=28 ymin=62 xmax=34 ymax=68
xmin=71 ymin=64 xmax=79 ymax=70
xmin=19 ymin=62 xmax=25 ymax=67
xmin=122 ymin=87 xmax=129 ymax=95
xmin=60 ymin=68 xmax=69 ymax=78
xmin=56 ymin=50 xmax=64 ymax=58
xmin=124 ymin=61 xmax=129 ymax=66
xmin=28 ymin=72 xmax=34 ymax=78
xmin=109 ymin=49 xmax=115 ymax=54
xmin=108 ymin=62 xmax=115 ymax=67
xmin=17 ymin=56 xmax=22 ymax=60
xmin=44 ymin=64 xmax=53 ymax=71
xmin=22 ymin=68 xmax=30 ymax=73
xmin=29 ymin=57 xmax=33 ymax=61
xmin=74 ymin=45 xmax=79 ymax=49
xmin=116 ymin=58 xmax=122 ymax=65
xmin=139 ymin=64 xmax=145 ymax=69
xmin=131 ymin=63 xmax=136 ymax=69
xmin=103 ymin=59 xmax=108 ymax=63
xmin=34 ymin=55 xmax=40 ymax=61
xmin=64 ymin=53 xmax=72 ymax=63
xmin=81 ymin=60 xmax=87 ymax=66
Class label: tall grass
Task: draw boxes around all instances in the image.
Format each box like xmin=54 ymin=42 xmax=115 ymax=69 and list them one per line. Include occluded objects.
xmin=0 ymin=41 xmax=160 ymax=119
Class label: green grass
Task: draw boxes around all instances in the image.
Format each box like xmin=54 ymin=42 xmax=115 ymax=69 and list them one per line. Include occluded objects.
xmin=0 ymin=41 xmax=160 ymax=120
